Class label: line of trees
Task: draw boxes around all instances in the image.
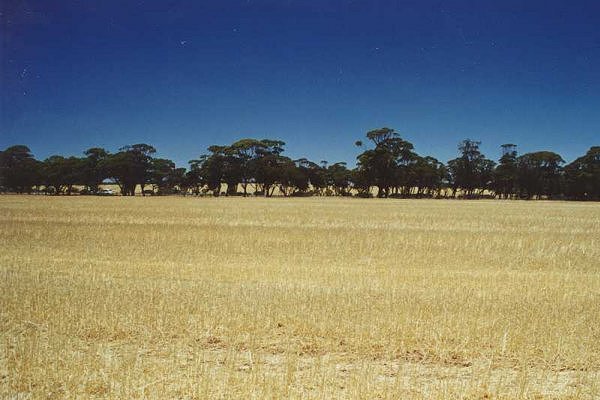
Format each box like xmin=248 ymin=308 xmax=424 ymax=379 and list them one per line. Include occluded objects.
xmin=1 ymin=128 xmax=598 ymax=200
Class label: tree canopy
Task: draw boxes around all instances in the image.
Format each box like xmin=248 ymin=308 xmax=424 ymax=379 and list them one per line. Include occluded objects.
xmin=1 ymin=131 xmax=598 ymax=200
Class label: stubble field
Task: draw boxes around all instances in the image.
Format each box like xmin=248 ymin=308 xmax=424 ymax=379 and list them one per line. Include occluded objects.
xmin=1 ymin=196 xmax=599 ymax=399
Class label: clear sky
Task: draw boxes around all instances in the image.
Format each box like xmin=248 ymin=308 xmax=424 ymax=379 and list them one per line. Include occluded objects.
xmin=1 ymin=0 xmax=599 ymax=167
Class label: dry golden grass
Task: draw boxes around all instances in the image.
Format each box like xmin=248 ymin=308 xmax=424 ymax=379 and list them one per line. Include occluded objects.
xmin=1 ymin=196 xmax=599 ymax=399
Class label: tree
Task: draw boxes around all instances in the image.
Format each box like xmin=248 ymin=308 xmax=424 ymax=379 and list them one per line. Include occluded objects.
xmin=196 ymin=146 xmax=226 ymax=196
xmin=42 ymin=155 xmax=84 ymax=195
xmin=410 ymin=156 xmax=447 ymax=197
xmin=0 ymin=145 xmax=40 ymax=193
xmin=294 ymin=158 xmax=327 ymax=195
xmin=101 ymin=152 xmax=136 ymax=196
xmin=447 ymin=139 xmax=495 ymax=197
xmin=279 ymin=158 xmax=308 ymax=196
xmin=253 ymin=152 xmax=287 ymax=197
xmin=123 ymin=144 xmax=156 ymax=195
xmin=1 ymin=138 xmax=596 ymax=201
xmin=494 ymin=144 xmax=518 ymax=199
xmin=221 ymin=146 xmax=244 ymax=195
xmin=81 ymin=147 xmax=109 ymax=193
xmin=564 ymin=146 xmax=600 ymax=200
xmin=517 ymin=151 xmax=564 ymax=199
xmin=101 ymin=144 xmax=156 ymax=196
xmin=185 ymin=159 xmax=205 ymax=195
xmin=42 ymin=156 xmax=68 ymax=195
xmin=148 ymin=158 xmax=185 ymax=195
xmin=250 ymin=139 xmax=287 ymax=196
xmin=229 ymin=139 xmax=268 ymax=196
xmin=350 ymin=167 xmax=372 ymax=197
xmin=326 ymin=162 xmax=352 ymax=196
xmin=355 ymin=128 xmax=416 ymax=197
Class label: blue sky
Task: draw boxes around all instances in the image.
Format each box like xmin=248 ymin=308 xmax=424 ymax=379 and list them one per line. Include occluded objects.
xmin=1 ymin=0 xmax=599 ymax=167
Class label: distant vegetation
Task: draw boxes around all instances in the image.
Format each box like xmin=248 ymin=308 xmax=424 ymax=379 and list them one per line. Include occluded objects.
xmin=1 ymin=128 xmax=598 ymax=200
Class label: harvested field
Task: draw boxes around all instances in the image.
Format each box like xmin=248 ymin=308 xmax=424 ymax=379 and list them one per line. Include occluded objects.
xmin=1 ymin=196 xmax=599 ymax=399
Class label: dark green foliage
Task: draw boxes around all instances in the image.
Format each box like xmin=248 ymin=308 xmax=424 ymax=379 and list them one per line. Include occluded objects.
xmin=355 ymin=128 xmax=417 ymax=197
xmin=410 ymin=156 xmax=447 ymax=197
xmin=516 ymin=151 xmax=564 ymax=199
xmin=493 ymin=144 xmax=518 ymax=199
xmin=326 ymin=162 xmax=352 ymax=196
xmin=0 ymin=145 xmax=41 ymax=193
xmin=1 ymin=135 xmax=598 ymax=200
xmin=81 ymin=148 xmax=110 ymax=193
xmin=101 ymin=144 xmax=156 ymax=195
xmin=447 ymin=140 xmax=496 ymax=197
xmin=564 ymin=147 xmax=600 ymax=200
xmin=150 ymin=158 xmax=185 ymax=195
xmin=42 ymin=155 xmax=85 ymax=195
